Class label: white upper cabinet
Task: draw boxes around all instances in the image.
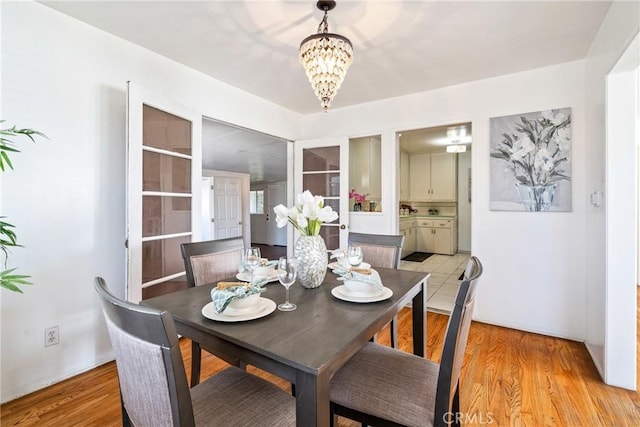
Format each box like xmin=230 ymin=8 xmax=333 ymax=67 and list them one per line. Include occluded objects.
xmin=408 ymin=152 xmax=457 ymax=201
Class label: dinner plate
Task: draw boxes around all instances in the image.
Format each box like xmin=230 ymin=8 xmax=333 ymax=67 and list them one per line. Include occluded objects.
xmin=327 ymin=261 xmax=371 ymax=270
xmin=201 ymin=298 xmax=276 ymax=322
xmin=331 ymin=285 xmax=393 ymax=303
xmin=236 ymin=271 xmax=279 ymax=283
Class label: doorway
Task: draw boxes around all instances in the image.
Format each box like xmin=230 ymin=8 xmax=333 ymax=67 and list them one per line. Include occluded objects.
xmin=201 ymin=117 xmax=290 ymax=248
xmin=396 ymin=122 xmax=472 ymax=314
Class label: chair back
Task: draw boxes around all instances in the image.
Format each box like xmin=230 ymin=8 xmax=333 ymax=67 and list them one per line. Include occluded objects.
xmin=181 ymin=238 xmax=244 ymax=287
xmin=94 ymin=277 xmax=194 ymax=426
xmin=347 ymin=232 xmax=405 ymax=269
xmin=434 ymin=256 xmax=483 ymax=424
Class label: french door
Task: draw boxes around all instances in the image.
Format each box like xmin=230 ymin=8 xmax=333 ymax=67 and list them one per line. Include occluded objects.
xmin=294 ymin=137 xmax=349 ymax=251
xmin=126 ymin=82 xmax=202 ymax=302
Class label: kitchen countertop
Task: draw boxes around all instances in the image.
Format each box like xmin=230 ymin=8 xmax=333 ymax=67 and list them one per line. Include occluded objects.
xmin=399 ymin=214 xmax=456 ymax=219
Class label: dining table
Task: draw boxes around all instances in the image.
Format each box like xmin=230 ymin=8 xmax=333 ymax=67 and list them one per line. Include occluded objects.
xmin=142 ymin=266 xmax=429 ymax=427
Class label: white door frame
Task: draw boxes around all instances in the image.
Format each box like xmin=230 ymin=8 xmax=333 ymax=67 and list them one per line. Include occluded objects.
xmin=604 ymin=33 xmax=639 ymax=390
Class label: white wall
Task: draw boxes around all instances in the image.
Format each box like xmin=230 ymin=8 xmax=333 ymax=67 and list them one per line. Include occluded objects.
xmin=0 ymin=2 xmax=301 ymax=402
xmin=302 ymin=60 xmax=588 ymax=340
xmin=583 ymin=0 xmax=639 ymax=387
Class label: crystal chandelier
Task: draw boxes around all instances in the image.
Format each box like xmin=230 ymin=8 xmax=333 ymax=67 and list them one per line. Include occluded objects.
xmin=299 ymin=1 xmax=353 ymax=111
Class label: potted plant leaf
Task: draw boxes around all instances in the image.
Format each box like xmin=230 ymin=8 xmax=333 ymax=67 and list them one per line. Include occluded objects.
xmin=1 ymin=121 xmax=47 ymax=292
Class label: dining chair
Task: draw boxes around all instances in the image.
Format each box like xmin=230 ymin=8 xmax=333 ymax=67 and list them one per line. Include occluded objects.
xmin=181 ymin=237 xmax=244 ymax=387
xmin=348 ymin=232 xmax=405 ymax=348
xmin=94 ymin=277 xmax=295 ymax=427
xmin=329 ymin=256 xmax=483 ymax=427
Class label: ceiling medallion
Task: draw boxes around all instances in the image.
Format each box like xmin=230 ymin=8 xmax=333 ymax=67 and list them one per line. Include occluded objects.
xmin=299 ymin=1 xmax=353 ymax=111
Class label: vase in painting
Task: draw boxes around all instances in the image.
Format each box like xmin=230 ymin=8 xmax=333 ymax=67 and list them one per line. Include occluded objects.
xmin=515 ymin=182 xmax=558 ymax=212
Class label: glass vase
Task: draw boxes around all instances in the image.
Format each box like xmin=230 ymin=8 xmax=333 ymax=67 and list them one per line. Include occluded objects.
xmin=294 ymin=235 xmax=328 ymax=289
xmin=515 ymin=182 xmax=558 ymax=212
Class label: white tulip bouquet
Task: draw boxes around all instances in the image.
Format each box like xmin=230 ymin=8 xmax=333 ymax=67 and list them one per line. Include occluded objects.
xmin=273 ymin=190 xmax=339 ymax=236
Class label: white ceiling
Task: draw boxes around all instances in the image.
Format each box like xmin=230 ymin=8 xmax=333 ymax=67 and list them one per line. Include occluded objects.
xmin=40 ymin=0 xmax=611 ymax=183
xmin=399 ymin=123 xmax=472 ymax=154
xmin=202 ymin=118 xmax=289 ymax=184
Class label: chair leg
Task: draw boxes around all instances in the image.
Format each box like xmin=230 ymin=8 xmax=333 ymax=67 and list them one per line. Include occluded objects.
xmin=329 ymin=403 xmax=335 ymax=427
xmin=390 ymin=315 xmax=398 ymax=348
xmin=120 ymin=392 xmax=132 ymax=427
xmin=190 ymin=341 xmax=202 ymax=387
xmin=452 ymin=383 xmax=461 ymax=426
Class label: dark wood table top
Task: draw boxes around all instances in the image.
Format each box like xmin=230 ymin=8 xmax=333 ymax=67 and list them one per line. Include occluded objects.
xmin=143 ymin=267 xmax=429 ymax=426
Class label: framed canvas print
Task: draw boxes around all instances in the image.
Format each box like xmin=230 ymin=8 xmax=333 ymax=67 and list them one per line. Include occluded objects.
xmin=490 ymin=108 xmax=572 ymax=212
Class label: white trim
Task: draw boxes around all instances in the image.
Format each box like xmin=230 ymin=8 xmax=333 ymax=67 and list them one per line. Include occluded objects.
xmin=142 ymin=145 xmax=193 ymax=160
xmin=142 ymin=272 xmax=187 ymax=288
xmin=142 ymin=191 xmax=192 ymax=198
xmin=141 ymin=232 xmax=192 ymax=242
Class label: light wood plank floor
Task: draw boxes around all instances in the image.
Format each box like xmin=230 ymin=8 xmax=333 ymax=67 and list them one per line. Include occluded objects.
xmin=2 ymin=294 xmax=639 ymax=426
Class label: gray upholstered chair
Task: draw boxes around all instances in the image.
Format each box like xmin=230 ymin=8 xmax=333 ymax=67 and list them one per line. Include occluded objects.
xmin=94 ymin=277 xmax=295 ymax=427
xmin=348 ymin=232 xmax=405 ymax=348
xmin=329 ymin=256 xmax=483 ymax=427
xmin=180 ymin=237 xmax=244 ymax=386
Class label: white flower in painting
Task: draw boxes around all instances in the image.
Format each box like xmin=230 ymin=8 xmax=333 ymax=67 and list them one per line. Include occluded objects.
xmin=491 ymin=109 xmax=571 ymax=187
xmin=555 ymin=127 xmax=571 ymax=152
xmin=534 ymin=147 xmax=554 ymax=172
xmin=541 ymin=110 xmax=566 ymax=125
xmin=509 ymin=137 xmax=535 ymax=161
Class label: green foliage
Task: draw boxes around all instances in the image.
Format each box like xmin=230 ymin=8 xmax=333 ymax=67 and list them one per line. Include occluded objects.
xmin=1 ymin=121 xmax=47 ymax=292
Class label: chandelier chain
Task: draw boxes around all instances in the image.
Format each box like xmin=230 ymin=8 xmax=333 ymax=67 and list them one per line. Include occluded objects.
xmin=317 ymin=10 xmax=329 ymax=34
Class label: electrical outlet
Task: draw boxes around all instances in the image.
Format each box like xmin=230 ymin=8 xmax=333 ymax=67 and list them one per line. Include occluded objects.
xmin=45 ymin=326 xmax=59 ymax=347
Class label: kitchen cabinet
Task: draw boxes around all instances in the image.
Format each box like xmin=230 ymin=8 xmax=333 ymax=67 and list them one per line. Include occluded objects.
xmin=399 ymin=218 xmax=416 ymax=257
xmin=408 ymin=152 xmax=456 ymax=201
xmin=415 ymin=218 xmax=457 ymax=255
xmin=400 ymin=150 xmax=409 ymax=201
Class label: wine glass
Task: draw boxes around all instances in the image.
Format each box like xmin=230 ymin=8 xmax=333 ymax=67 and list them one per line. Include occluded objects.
xmin=244 ymin=247 xmax=261 ymax=284
xmin=347 ymin=246 xmax=363 ymax=267
xmin=277 ymin=257 xmax=297 ymax=311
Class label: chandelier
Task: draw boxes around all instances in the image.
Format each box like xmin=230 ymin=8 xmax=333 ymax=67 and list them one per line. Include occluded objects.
xmin=299 ymin=1 xmax=353 ymax=111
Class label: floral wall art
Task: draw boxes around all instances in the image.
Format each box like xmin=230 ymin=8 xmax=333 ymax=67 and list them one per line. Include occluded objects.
xmin=490 ymin=108 xmax=572 ymax=212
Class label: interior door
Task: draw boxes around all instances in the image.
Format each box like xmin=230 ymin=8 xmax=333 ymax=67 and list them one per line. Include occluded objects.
xmin=213 ymin=176 xmax=242 ymax=239
xmin=294 ymin=138 xmax=349 ymax=251
xmin=266 ymin=184 xmax=286 ymax=245
xmin=126 ymin=82 xmax=202 ymax=302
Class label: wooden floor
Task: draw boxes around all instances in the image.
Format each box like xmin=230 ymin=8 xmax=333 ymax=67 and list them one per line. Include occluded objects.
xmin=2 ymin=294 xmax=639 ymax=426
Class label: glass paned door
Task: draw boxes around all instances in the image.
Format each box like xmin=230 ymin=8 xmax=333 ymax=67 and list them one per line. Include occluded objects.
xmin=294 ymin=138 xmax=349 ymax=250
xmin=127 ymin=83 xmax=202 ymax=302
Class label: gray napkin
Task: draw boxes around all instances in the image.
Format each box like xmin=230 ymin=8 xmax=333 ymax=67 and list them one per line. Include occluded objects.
xmin=331 ymin=267 xmax=384 ymax=293
xmin=211 ymin=282 xmax=266 ymax=313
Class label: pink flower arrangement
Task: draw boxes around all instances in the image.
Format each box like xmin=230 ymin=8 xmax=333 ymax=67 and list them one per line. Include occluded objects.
xmin=349 ymin=189 xmax=368 ymax=203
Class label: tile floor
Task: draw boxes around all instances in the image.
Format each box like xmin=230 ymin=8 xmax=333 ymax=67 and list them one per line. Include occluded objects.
xmin=399 ymin=252 xmax=470 ymax=314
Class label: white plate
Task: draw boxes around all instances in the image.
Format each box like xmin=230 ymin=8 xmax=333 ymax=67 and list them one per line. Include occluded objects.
xmin=327 ymin=261 xmax=371 ymax=270
xmin=331 ymin=285 xmax=393 ymax=303
xmin=201 ymin=298 xmax=276 ymax=322
xmin=236 ymin=271 xmax=279 ymax=283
